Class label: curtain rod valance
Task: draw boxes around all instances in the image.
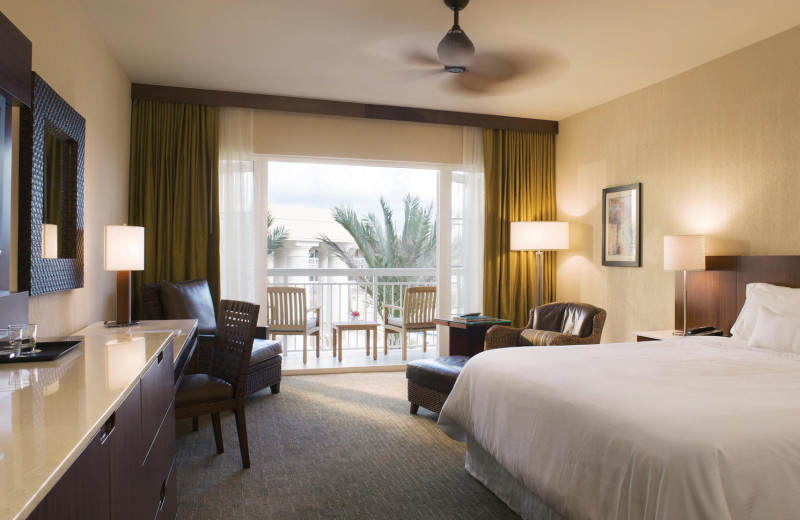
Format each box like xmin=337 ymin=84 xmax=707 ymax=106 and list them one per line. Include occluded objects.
xmin=131 ymin=83 xmax=558 ymax=134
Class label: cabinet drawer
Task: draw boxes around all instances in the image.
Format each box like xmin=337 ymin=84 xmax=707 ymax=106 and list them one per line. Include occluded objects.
xmin=142 ymin=399 xmax=176 ymax=520
xmin=141 ymin=340 xmax=174 ymax=453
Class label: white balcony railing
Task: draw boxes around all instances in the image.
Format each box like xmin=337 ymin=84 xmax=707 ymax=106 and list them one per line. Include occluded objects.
xmin=268 ymin=267 xmax=438 ymax=354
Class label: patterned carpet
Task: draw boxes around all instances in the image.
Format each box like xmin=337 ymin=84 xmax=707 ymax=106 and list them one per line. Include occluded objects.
xmin=176 ymin=371 xmax=519 ymax=519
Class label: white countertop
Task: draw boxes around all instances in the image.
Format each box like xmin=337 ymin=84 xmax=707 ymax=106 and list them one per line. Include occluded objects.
xmin=0 ymin=319 xmax=197 ymax=520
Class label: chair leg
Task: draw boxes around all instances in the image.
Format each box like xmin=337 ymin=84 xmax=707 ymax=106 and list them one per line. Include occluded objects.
xmin=383 ymin=328 xmax=388 ymax=355
xmin=423 ymin=331 xmax=427 ymax=352
xmin=303 ymin=334 xmax=308 ymax=364
xmin=234 ymin=405 xmax=251 ymax=469
xmin=402 ymin=331 xmax=407 ymax=361
xmin=211 ymin=413 xmax=224 ymax=454
xmin=270 ymin=382 xmax=281 ymax=394
xmin=315 ymin=331 xmax=320 ymax=358
xmin=192 ymin=416 xmax=199 ymax=431
xmin=410 ymin=403 xmax=419 ymax=414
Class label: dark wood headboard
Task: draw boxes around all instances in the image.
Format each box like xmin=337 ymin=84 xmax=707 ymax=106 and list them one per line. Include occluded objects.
xmin=676 ymin=256 xmax=800 ymax=334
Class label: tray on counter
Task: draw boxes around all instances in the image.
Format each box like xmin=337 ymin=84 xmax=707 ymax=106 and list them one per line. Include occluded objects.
xmin=0 ymin=340 xmax=82 ymax=363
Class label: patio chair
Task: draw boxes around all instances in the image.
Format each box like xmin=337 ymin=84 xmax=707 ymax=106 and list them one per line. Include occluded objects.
xmin=267 ymin=286 xmax=320 ymax=364
xmin=382 ymin=286 xmax=437 ymax=361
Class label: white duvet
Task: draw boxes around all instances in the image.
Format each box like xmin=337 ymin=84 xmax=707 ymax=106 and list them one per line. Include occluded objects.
xmin=438 ymin=337 xmax=800 ymax=520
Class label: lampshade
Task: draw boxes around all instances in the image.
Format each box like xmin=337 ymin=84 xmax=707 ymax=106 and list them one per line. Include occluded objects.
xmin=510 ymin=222 xmax=569 ymax=251
xmin=104 ymin=225 xmax=144 ymax=271
xmin=663 ymin=235 xmax=705 ymax=271
xmin=42 ymin=223 xmax=58 ymax=259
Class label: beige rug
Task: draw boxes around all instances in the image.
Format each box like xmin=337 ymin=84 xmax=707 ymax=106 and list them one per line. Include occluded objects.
xmin=176 ymin=371 xmax=519 ymax=519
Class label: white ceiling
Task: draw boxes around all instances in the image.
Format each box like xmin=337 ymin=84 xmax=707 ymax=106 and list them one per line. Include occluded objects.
xmin=77 ymin=0 xmax=800 ymax=121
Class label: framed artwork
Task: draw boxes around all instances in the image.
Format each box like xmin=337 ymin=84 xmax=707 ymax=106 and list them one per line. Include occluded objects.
xmin=602 ymin=183 xmax=641 ymax=267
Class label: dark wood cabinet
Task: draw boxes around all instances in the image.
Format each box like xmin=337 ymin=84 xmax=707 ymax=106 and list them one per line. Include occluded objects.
xmin=28 ymin=427 xmax=111 ymax=520
xmin=30 ymin=339 xmax=177 ymax=519
xmin=110 ymin=381 xmax=143 ymax=520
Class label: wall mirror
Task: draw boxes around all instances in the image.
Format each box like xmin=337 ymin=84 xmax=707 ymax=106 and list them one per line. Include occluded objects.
xmin=18 ymin=73 xmax=84 ymax=295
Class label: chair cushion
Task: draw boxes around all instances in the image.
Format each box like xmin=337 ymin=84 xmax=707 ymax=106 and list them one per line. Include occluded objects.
xmin=532 ymin=302 xmax=597 ymax=337
xmin=158 ymin=279 xmax=217 ymax=335
xmin=251 ymin=339 xmax=283 ymax=365
xmin=406 ymin=356 xmax=469 ymax=395
xmin=387 ymin=316 xmax=403 ymax=328
xmin=520 ymin=329 xmax=563 ymax=346
xmin=176 ymin=374 xmax=233 ymax=407
xmin=308 ymin=317 xmax=318 ymax=330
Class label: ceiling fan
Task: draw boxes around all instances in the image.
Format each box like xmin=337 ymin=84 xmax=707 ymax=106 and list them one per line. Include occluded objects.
xmin=389 ymin=0 xmax=562 ymax=95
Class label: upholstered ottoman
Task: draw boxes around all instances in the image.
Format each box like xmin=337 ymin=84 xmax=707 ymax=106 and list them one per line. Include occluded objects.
xmin=247 ymin=339 xmax=283 ymax=396
xmin=406 ymin=356 xmax=469 ymax=414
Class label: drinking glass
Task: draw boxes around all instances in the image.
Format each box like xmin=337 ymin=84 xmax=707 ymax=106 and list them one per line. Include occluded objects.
xmin=7 ymin=325 xmax=24 ymax=356
xmin=26 ymin=324 xmax=39 ymax=354
xmin=0 ymin=329 xmax=11 ymax=355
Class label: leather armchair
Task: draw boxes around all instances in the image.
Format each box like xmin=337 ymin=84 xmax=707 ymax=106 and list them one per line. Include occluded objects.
xmin=484 ymin=302 xmax=606 ymax=349
xmin=142 ymin=279 xmax=281 ymax=396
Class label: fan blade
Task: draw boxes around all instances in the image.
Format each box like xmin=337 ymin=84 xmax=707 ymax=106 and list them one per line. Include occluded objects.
xmin=403 ymin=50 xmax=442 ymax=68
xmin=443 ymin=49 xmax=566 ymax=94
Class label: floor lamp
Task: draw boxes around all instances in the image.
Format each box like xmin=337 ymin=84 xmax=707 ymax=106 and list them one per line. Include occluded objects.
xmin=510 ymin=222 xmax=569 ymax=307
xmin=663 ymin=235 xmax=705 ymax=336
xmin=104 ymin=225 xmax=145 ymax=327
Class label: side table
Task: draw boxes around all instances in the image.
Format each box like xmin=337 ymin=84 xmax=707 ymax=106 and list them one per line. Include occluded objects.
xmin=633 ymin=329 xmax=723 ymax=342
xmin=433 ymin=317 xmax=511 ymax=357
xmin=331 ymin=321 xmax=381 ymax=361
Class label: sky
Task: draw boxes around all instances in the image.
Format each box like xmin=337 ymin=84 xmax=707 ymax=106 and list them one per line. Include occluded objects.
xmin=268 ymin=161 xmax=438 ymax=218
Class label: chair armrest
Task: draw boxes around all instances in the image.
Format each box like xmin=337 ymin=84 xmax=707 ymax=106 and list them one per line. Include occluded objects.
xmin=382 ymin=304 xmax=403 ymax=324
xmin=484 ymin=325 xmax=525 ymax=350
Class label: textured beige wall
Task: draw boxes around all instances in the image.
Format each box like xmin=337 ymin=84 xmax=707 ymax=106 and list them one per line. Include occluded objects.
xmin=556 ymin=26 xmax=800 ymax=343
xmin=1 ymin=0 xmax=131 ymax=335
xmin=254 ymin=110 xmax=463 ymax=164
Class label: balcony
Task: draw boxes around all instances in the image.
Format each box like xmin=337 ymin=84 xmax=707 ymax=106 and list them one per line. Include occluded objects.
xmin=268 ymin=267 xmax=440 ymax=372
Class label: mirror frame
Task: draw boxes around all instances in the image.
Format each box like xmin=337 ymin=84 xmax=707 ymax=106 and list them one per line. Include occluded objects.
xmin=18 ymin=73 xmax=84 ymax=295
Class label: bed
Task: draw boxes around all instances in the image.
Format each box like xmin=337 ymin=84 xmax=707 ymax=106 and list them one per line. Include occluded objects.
xmin=438 ymin=256 xmax=800 ymax=520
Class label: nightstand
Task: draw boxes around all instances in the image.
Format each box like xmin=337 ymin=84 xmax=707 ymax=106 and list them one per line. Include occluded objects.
xmin=633 ymin=330 xmax=680 ymax=342
xmin=633 ymin=329 xmax=724 ymax=342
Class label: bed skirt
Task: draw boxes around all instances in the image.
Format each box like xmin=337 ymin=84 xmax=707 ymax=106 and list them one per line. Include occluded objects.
xmin=466 ymin=436 xmax=564 ymax=520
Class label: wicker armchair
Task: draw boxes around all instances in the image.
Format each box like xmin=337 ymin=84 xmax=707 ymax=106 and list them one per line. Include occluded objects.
xmin=485 ymin=302 xmax=606 ymax=349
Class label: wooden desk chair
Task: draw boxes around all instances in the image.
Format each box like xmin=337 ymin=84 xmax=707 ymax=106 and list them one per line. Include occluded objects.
xmin=382 ymin=286 xmax=437 ymax=360
xmin=175 ymin=300 xmax=259 ymax=468
xmin=267 ymin=286 xmax=320 ymax=364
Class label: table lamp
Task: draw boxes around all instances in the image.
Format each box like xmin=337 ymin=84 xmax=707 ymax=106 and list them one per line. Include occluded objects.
xmin=510 ymin=221 xmax=569 ymax=307
xmin=104 ymin=225 xmax=145 ymax=327
xmin=663 ymin=235 xmax=705 ymax=336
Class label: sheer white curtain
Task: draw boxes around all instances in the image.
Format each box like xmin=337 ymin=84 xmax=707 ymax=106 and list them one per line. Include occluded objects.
xmin=459 ymin=126 xmax=485 ymax=313
xmin=219 ymin=108 xmax=267 ymax=318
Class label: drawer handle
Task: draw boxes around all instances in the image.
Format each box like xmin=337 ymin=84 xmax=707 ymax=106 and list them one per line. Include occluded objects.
xmin=100 ymin=412 xmax=116 ymax=444
xmin=157 ymin=351 xmax=164 ymax=364
xmin=158 ymin=479 xmax=167 ymax=511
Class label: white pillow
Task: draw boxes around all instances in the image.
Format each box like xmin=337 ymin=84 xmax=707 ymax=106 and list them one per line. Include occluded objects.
xmin=747 ymin=307 xmax=800 ymax=353
xmin=731 ymin=283 xmax=800 ymax=341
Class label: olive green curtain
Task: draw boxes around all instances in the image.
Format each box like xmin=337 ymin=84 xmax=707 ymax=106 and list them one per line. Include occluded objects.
xmin=483 ymin=129 xmax=556 ymax=328
xmin=128 ymin=100 xmax=220 ymax=318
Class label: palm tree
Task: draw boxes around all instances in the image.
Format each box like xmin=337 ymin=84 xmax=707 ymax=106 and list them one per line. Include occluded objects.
xmin=319 ymin=194 xmax=436 ymax=317
xmin=267 ymin=211 xmax=290 ymax=255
